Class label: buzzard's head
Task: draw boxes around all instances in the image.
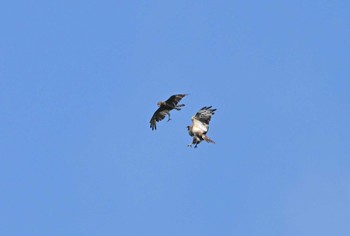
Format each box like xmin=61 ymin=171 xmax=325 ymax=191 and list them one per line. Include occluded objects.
xmin=187 ymin=125 xmax=193 ymax=136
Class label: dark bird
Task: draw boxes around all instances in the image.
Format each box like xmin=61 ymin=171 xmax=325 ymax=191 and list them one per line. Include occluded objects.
xmin=150 ymin=94 xmax=187 ymax=130
xmin=187 ymin=106 xmax=216 ymax=148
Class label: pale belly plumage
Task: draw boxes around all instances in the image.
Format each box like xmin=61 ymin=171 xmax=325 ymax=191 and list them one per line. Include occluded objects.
xmin=192 ymin=121 xmax=208 ymax=134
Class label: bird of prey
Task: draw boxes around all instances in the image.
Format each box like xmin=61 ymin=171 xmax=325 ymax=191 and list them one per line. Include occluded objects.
xmin=187 ymin=106 xmax=216 ymax=148
xmin=150 ymin=94 xmax=187 ymax=130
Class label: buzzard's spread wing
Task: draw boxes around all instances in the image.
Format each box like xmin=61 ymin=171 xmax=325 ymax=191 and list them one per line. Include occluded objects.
xmin=193 ymin=106 xmax=216 ymax=126
xmin=165 ymin=94 xmax=187 ymax=108
xmin=150 ymin=106 xmax=168 ymax=130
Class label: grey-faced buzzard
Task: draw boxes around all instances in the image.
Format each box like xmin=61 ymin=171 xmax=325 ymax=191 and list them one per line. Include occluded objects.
xmin=150 ymin=94 xmax=187 ymax=130
xmin=187 ymin=106 xmax=216 ymax=148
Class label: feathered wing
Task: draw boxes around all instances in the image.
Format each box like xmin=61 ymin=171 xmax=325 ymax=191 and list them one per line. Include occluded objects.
xmin=150 ymin=106 xmax=168 ymax=130
xmin=165 ymin=94 xmax=187 ymax=108
xmin=193 ymin=106 xmax=216 ymax=125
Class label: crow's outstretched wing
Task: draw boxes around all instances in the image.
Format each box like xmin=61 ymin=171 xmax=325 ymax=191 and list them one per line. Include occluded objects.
xmin=150 ymin=106 xmax=168 ymax=130
xmin=164 ymin=94 xmax=187 ymax=108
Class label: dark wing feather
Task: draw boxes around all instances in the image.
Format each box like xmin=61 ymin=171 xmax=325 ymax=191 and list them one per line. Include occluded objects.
xmin=165 ymin=94 xmax=187 ymax=107
xmin=150 ymin=106 xmax=168 ymax=130
xmin=194 ymin=106 xmax=216 ymax=125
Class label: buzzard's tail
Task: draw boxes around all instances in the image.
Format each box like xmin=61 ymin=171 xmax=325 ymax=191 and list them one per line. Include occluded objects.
xmin=202 ymin=135 xmax=215 ymax=144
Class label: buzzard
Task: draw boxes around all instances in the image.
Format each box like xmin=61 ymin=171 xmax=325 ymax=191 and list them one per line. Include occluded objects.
xmin=150 ymin=94 xmax=187 ymax=130
xmin=187 ymin=106 xmax=216 ymax=148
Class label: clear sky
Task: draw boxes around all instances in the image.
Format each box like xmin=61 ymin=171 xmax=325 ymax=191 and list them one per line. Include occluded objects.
xmin=1 ymin=1 xmax=350 ymax=235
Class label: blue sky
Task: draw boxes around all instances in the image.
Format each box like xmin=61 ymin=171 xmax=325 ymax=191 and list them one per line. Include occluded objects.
xmin=1 ymin=1 xmax=350 ymax=235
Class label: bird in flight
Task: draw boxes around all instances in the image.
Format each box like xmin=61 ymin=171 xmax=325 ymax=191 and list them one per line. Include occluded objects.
xmin=150 ymin=94 xmax=187 ymax=130
xmin=187 ymin=106 xmax=216 ymax=148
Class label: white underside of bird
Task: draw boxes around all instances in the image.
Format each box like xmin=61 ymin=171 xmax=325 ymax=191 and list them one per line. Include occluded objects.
xmin=191 ymin=118 xmax=208 ymax=134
